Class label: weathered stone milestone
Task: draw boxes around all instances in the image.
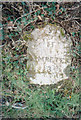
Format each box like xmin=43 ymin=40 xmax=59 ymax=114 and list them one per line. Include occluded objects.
xmin=27 ymin=25 xmax=72 ymax=85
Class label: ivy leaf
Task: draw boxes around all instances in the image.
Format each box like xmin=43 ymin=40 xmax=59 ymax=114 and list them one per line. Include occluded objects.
xmin=28 ymin=20 xmax=32 ymax=24
xmin=21 ymin=2 xmax=25 ymax=6
xmin=61 ymin=7 xmax=65 ymax=12
xmin=31 ymin=25 xmax=35 ymax=29
xmin=37 ymin=10 xmax=41 ymax=15
xmin=35 ymin=12 xmax=38 ymax=16
xmin=49 ymin=11 xmax=52 ymax=15
xmin=48 ymin=8 xmax=52 ymax=11
xmin=27 ymin=14 xmax=31 ymax=18
xmin=59 ymin=12 xmax=62 ymax=15
xmin=52 ymin=2 xmax=56 ymax=5
xmin=41 ymin=14 xmax=44 ymax=17
xmin=34 ymin=17 xmax=38 ymax=21
xmin=73 ymin=53 xmax=76 ymax=57
xmin=72 ymin=32 xmax=75 ymax=37
xmin=44 ymin=7 xmax=48 ymax=11
xmin=42 ymin=4 xmax=47 ymax=8
xmin=51 ymin=16 xmax=55 ymax=20
xmin=7 ymin=16 xmax=11 ymax=21
xmin=22 ymin=17 xmax=26 ymax=23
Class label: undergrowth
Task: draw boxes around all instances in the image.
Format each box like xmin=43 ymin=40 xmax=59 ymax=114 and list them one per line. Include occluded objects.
xmin=1 ymin=1 xmax=80 ymax=119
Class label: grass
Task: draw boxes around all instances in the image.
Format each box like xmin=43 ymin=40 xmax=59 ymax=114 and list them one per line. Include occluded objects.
xmin=2 ymin=55 xmax=80 ymax=118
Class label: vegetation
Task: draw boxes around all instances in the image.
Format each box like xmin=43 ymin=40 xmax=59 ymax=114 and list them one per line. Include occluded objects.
xmin=1 ymin=1 xmax=80 ymax=119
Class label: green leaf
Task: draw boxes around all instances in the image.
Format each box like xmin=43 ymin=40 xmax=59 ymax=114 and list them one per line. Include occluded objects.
xmin=72 ymin=32 xmax=75 ymax=37
xmin=31 ymin=25 xmax=35 ymax=29
xmin=21 ymin=2 xmax=25 ymax=6
xmin=42 ymin=4 xmax=47 ymax=8
xmin=37 ymin=10 xmax=41 ymax=15
xmin=44 ymin=7 xmax=48 ymax=11
xmin=34 ymin=17 xmax=38 ymax=21
xmin=28 ymin=20 xmax=31 ymax=24
xmin=35 ymin=12 xmax=38 ymax=16
xmin=48 ymin=8 xmax=52 ymax=11
xmin=61 ymin=7 xmax=65 ymax=12
xmin=22 ymin=17 xmax=27 ymax=23
xmin=27 ymin=14 xmax=31 ymax=18
xmin=52 ymin=2 xmax=56 ymax=5
xmin=7 ymin=16 xmax=11 ymax=21
xmin=48 ymin=11 xmax=52 ymax=15
xmin=51 ymin=16 xmax=55 ymax=20
xmin=73 ymin=53 xmax=76 ymax=57
xmin=59 ymin=12 xmax=62 ymax=15
xmin=41 ymin=14 xmax=44 ymax=17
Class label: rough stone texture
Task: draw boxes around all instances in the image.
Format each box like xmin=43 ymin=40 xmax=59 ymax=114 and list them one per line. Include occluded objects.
xmin=27 ymin=25 xmax=72 ymax=85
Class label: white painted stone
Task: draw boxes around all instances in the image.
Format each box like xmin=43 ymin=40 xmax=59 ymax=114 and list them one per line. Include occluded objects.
xmin=27 ymin=25 xmax=72 ymax=85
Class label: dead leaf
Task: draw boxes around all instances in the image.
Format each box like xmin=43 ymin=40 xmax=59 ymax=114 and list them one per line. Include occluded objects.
xmin=56 ymin=4 xmax=60 ymax=10
xmin=38 ymin=15 xmax=42 ymax=21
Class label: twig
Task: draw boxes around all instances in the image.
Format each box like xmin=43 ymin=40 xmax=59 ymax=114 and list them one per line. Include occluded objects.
xmin=66 ymin=5 xmax=80 ymax=10
xmin=74 ymin=20 xmax=81 ymax=27
xmin=2 ymin=7 xmax=13 ymax=14
xmin=22 ymin=18 xmax=37 ymax=31
xmin=64 ymin=17 xmax=80 ymax=22
xmin=73 ymin=51 xmax=81 ymax=57
xmin=10 ymin=54 xmax=27 ymax=62
xmin=13 ymin=6 xmax=47 ymax=26
xmin=12 ymin=103 xmax=28 ymax=109
xmin=11 ymin=5 xmax=20 ymax=12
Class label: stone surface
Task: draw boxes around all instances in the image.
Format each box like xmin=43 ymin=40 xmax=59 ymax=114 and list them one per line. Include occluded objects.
xmin=27 ymin=25 xmax=72 ymax=85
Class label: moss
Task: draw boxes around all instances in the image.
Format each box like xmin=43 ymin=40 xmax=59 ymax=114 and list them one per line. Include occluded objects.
xmin=60 ymin=28 xmax=65 ymax=37
xmin=23 ymin=33 xmax=33 ymax=41
xmin=48 ymin=22 xmax=57 ymax=27
xmin=37 ymin=22 xmax=57 ymax=31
